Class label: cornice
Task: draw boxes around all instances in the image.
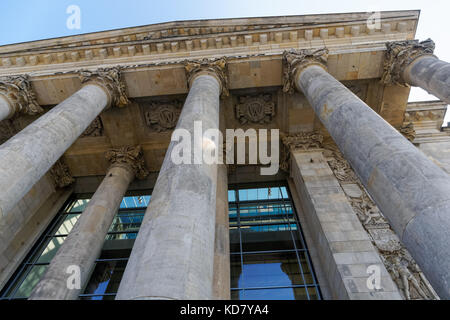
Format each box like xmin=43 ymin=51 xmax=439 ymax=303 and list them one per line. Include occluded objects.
xmin=0 ymin=12 xmax=418 ymax=73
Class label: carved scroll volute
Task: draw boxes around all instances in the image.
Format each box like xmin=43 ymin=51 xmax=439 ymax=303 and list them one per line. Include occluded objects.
xmin=0 ymin=75 xmax=43 ymax=117
xmin=184 ymin=57 xmax=229 ymax=98
xmin=381 ymin=39 xmax=436 ymax=86
xmin=105 ymin=145 xmax=149 ymax=180
xmin=283 ymin=48 xmax=329 ymax=94
xmin=79 ymin=67 xmax=129 ymax=108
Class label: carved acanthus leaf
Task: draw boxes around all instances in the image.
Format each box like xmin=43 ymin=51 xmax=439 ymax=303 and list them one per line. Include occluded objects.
xmin=79 ymin=67 xmax=129 ymax=108
xmin=399 ymin=123 xmax=416 ymax=142
xmin=105 ymin=145 xmax=149 ymax=179
xmin=144 ymin=100 xmax=182 ymax=132
xmin=0 ymin=75 xmax=43 ymax=116
xmin=81 ymin=116 xmax=103 ymax=137
xmin=282 ymin=48 xmax=328 ymax=94
xmin=184 ymin=57 xmax=229 ymax=97
xmin=235 ymin=94 xmax=275 ymax=124
xmin=49 ymin=158 xmax=75 ymax=189
xmin=381 ymin=39 xmax=435 ymax=86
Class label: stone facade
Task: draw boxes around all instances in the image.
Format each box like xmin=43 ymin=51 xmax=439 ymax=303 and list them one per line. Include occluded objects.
xmin=0 ymin=11 xmax=449 ymax=300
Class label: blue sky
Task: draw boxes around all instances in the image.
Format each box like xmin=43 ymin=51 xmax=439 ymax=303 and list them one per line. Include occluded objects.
xmin=1 ymin=0 xmax=449 ymax=119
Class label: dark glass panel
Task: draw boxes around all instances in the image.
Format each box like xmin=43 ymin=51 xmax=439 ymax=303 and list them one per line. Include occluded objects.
xmin=229 ymin=227 xmax=240 ymax=253
xmin=240 ymin=224 xmax=303 ymax=252
xmin=6 ymin=265 xmax=48 ymax=299
xmin=230 ymin=254 xmax=243 ymax=290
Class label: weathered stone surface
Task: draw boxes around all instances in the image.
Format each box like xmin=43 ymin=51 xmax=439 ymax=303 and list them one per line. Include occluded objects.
xmin=213 ymin=164 xmax=230 ymax=300
xmin=0 ymin=84 xmax=109 ymax=221
xmin=116 ymin=74 xmax=220 ymax=300
xmin=405 ymin=55 xmax=450 ymax=104
xmin=290 ymin=150 xmax=402 ymax=300
xmin=382 ymin=39 xmax=450 ymax=104
xmin=292 ymin=58 xmax=450 ymax=298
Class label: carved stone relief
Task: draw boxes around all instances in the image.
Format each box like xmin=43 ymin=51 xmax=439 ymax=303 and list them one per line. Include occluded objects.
xmin=281 ymin=133 xmax=440 ymax=300
xmin=399 ymin=123 xmax=416 ymax=142
xmin=235 ymin=94 xmax=275 ymax=124
xmin=143 ymin=100 xmax=182 ymax=132
xmin=49 ymin=158 xmax=75 ymax=189
xmin=321 ymin=140 xmax=439 ymax=300
xmin=81 ymin=116 xmax=103 ymax=137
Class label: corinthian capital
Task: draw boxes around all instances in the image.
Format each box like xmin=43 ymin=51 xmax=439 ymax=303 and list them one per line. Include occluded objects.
xmin=184 ymin=57 xmax=229 ymax=97
xmin=283 ymin=49 xmax=328 ymax=94
xmin=381 ymin=39 xmax=436 ymax=86
xmin=80 ymin=67 xmax=129 ymax=108
xmin=0 ymin=75 xmax=43 ymax=117
xmin=105 ymin=145 xmax=149 ymax=179
xmin=49 ymin=158 xmax=75 ymax=189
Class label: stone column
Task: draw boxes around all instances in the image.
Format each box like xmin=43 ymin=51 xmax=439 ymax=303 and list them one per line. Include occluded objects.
xmin=116 ymin=58 xmax=227 ymax=300
xmin=283 ymin=49 xmax=450 ymax=298
xmin=0 ymin=68 xmax=128 ymax=221
xmin=382 ymin=39 xmax=450 ymax=104
xmin=29 ymin=146 xmax=147 ymax=300
xmin=212 ymin=164 xmax=230 ymax=300
xmin=0 ymin=75 xmax=42 ymax=121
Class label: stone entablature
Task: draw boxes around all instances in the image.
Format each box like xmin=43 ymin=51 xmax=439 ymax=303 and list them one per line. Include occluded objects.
xmin=0 ymin=11 xmax=418 ymax=71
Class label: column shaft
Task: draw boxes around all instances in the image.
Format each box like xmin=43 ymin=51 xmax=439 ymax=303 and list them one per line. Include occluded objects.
xmin=294 ymin=64 xmax=450 ymax=298
xmin=212 ymin=164 xmax=230 ymax=299
xmin=29 ymin=164 xmax=134 ymax=300
xmin=116 ymin=74 xmax=220 ymax=300
xmin=404 ymin=56 xmax=450 ymax=104
xmin=0 ymin=95 xmax=13 ymax=121
xmin=0 ymin=84 xmax=108 ymax=219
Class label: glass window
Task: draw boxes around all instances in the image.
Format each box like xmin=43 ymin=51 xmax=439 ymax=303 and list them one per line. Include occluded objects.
xmin=0 ymin=193 xmax=150 ymax=301
xmin=0 ymin=197 xmax=89 ymax=300
xmin=229 ymin=184 xmax=321 ymax=300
